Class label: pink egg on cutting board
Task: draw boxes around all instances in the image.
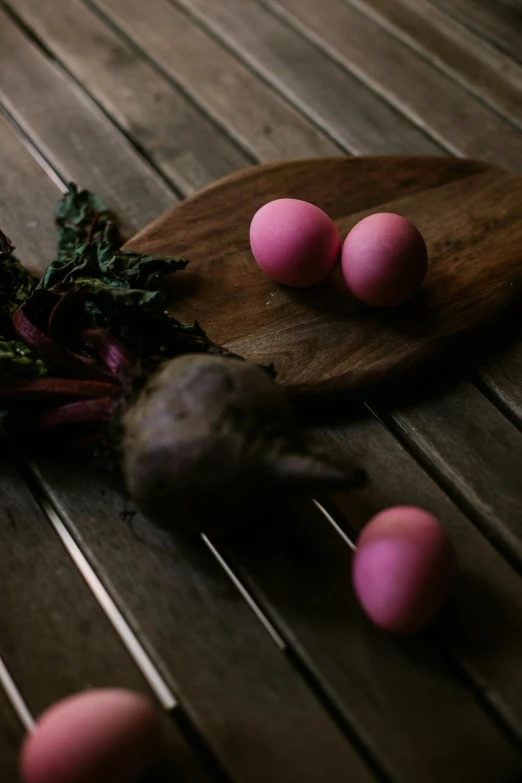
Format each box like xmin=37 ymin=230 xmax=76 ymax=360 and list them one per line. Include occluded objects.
xmin=352 ymin=506 xmax=455 ymax=634
xmin=250 ymin=198 xmax=341 ymax=287
xmin=20 ymin=689 xmax=164 ymax=783
xmin=342 ymin=212 xmax=428 ymax=307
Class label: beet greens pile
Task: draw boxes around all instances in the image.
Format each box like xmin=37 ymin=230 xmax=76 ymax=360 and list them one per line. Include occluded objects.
xmin=0 ymin=185 xmax=230 ymax=448
xmin=0 ymin=187 xmax=361 ymax=530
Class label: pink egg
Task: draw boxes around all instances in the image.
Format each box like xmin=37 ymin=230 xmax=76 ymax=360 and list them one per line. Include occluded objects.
xmin=20 ymin=689 xmax=164 ymax=783
xmin=342 ymin=212 xmax=428 ymax=306
xmin=250 ymin=198 xmax=341 ymax=287
xmin=352 ymin=507 xmax=455 ymax=634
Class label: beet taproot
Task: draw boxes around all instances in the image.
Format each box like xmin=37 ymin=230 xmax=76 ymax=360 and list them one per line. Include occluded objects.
xmin=123 ymin=354 xmax=363 ymax=531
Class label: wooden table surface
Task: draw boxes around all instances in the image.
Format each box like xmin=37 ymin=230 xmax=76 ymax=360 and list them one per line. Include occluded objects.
xmin=1 ymin=1 xmax=522 ymax=781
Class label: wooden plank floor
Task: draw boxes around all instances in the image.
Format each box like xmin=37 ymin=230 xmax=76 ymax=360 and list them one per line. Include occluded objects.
xmin=0 ymin=1 xmax=522 ymax=780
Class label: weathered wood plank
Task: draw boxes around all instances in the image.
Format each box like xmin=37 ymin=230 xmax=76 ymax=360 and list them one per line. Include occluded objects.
xmin=261 ymin=0 xmax=522 ymax=171
xmin=171 ymin=0 xmax=441 ymax=155
xmin=378 ymin=379 xmax=522 ymax=567
xmin=0 ymin=112 xmax=58 ymax=274
xmin=90 ymin=0 xmax=340 ymax=161
xmin=477 ymin=334 xmax=522 ymax=430
xmin=429 ymin=0 xmax=522 ymax=66
xmin=0 ymin=451 xmax=217 ymax=783
xmin=0 ymin=685 xmax=24 ymax=783
xmin=95 ymin=0 xmax=439 ymax=156
xmin=0 ymin=7 xmax=175 ymax=238
xmin=0 ymin=455 xmax=152 ymax=712
xmin=34 ymin=458 xmax=377 ymax=783
xmin=7 ymin=0 xmax=252 ymax=195
xmin=347 ymin=0 xmax=522 ymax=130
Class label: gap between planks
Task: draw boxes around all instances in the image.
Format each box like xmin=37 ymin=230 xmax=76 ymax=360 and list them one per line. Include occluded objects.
xmin=163 ymin=0 xmax=443 ymax=156
xmin=0 ymin=657 xmax=34 ymax=733
xmin=0 ymin=664 xmax=30 ymax=782
xmin=342 ymin=0 xmax=522 ymax=132
xmin=428 ymin=0 xmax=522 ymax=67
xmin=251 ymin=0 xmax=522 ymax=170
xmin=81 ymin=0 xmax=342 ymax=163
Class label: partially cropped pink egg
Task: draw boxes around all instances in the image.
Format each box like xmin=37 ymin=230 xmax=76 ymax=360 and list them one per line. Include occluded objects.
xmin=342 ymin=212 xmax=428 ymax=306
xmin=20 ymin=689 xmax=164 ymax=783
xmin=352 ymin=506 xmax=455 ymax=634
xmin=250 ymin=198 xmax=341 ymax=287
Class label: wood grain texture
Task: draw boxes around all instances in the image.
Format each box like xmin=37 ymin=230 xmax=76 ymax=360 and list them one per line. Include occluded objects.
xmin=7 ymin=0 xmax=251 ymax=195
xmin=348 ymin=0 xmax=522 ymax=130
xmin=0 ymin=7 xmax=174 ymax=238
xmin=91 ymin=0 xmax=341 ymax=161
xmin=0 ymin=112 xmax=58 ymax=274
xmin=477 ymin=336 xmax=522 ymax=430
xmin=430 ymin=0 xmax=522 ymax=65
xmin=317 ymin=411 xmax=522 ymax=739
xmin=262 ymin=0 xmax=522 ymax=170
xmin=0 ymin=452 xmax=216 ymax=783
xmin=170 ymin=0 xmax=441 ymax=155
xmin=0 ymin=686 xmax=24 ymax=783
xmin=381 ymin=379 xmax=522 ymax=567
xmin=224 ymin=497 xmax=522 ymax=782
xmin=0 ymin=454 xmax=152 ymax=712
xmin=34 ymin=458 xmax=376 ymax=783
xmin=126 ymin=157 xmax=522 ymax=397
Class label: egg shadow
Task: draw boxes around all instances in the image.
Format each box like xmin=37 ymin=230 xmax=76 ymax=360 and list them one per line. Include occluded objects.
xmin=431 ymin=566 xmax=517 ymax=658
xmin=283 ymin=265 xmax=439 ymax=339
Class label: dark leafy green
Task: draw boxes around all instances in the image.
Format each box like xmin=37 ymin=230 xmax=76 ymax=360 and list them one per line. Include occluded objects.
xmin=0 ymin=230 xmax=46 ymax=380
xmin=54 ymin=183 xmax=118 ymax=258
xmin=38 ymin=185 xmax=207 ymax=356
xmin=0 ymin=338 xmax=47 ymax=379
xmin=0 ymin=183 xmax=234 ymax=445
xmin=40 ymin=236 xmax=189 ymax=291
xmin=42 ymin=183 xmax=188 ymax=290
xmin=0 ymin=229 xmax=38 ymax=331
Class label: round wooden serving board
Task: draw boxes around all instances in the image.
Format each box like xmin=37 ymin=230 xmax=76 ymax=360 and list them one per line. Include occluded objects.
xmin=125 ymin=156 xmax=522 ymax=398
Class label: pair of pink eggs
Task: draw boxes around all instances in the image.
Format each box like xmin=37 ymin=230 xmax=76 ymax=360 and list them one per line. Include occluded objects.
xmin=250 ymin=198 xmax=428 ymax=306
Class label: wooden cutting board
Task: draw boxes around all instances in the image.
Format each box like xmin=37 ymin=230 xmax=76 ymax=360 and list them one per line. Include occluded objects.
xmin=125 ymin=156 xmax=522 ymax=398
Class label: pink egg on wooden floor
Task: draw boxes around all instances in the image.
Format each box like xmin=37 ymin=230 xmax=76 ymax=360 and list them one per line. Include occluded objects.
xmin=342 ymin=212 xmax=428 ymax=306
xmin=250 ymin=198 xmax=341 ymax=287
xmin=352 ymin=506 xmax=455 ymax=634
xmin=20 ymin=689 xmax=164 ymax=783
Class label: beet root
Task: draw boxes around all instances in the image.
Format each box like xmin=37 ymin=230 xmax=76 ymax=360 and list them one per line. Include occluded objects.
xmin=122 ymin=354 xmax=363 ymax=532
